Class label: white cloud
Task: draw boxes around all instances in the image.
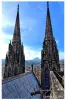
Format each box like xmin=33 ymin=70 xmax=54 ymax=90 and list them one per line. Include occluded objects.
xmin=59 ymin=51 xmax=64 ymax=60
xmin=2 ymin=4 xmax=17 ymax=28
xmin=0 ymin=31 xmax=64 ymax=60
xmin=0 ymin=31 xmax=41 ymax=60
xmin=0 ymin=40 xmax=41 ymax=60
xmin=0 ymin=40 xmax=8 ymax=59
xmin=2 ymin=11 xmax=15 ymax=28
xmin=29 ymin=27 xmax=32 ymax=31
xmin=38 ymin=6 xmax=44 ymax=12
xmin=24 ymin=46 xmax=41 ymax=60
xmin=0 ymin=37 xmax=64 ymax=61
xmin=56 ymin=40 xmax=60 ymax=46
xmin=0 ymin=32 xmax=13 ymax=59
xmin=1 ymin=32 xmax=13 ymax=40
xmin=2 ymin=18 xmax=15 ymax=28
xmin=56 ymin=40 xmax=59 ymax=44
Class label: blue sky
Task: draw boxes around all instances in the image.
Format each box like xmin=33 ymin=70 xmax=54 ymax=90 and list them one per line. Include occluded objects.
xmin=1 ymin=1 xmax=64 ymax=60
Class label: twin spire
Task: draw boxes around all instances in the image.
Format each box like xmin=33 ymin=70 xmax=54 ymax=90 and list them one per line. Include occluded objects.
xmin=13 ymin=2 xmax=51 ymax=43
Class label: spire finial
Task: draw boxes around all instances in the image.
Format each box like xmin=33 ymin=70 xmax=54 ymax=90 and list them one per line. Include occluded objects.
xmin=47 ymin=1 xmax=49 ymax=9
xmin=17 ymin=4 xmax=19 ymax=12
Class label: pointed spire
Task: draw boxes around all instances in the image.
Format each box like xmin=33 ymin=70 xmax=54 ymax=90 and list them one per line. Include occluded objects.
xmin=47 ymin=1 xmax=49 ymax=14
xmin=12 ymin=4 xmax=21 ymax=46
xmin=45 ymin=1 xmax=53 ymax=40
xmin=17 ymin=4 xmax=19 ymax=13
xmin=47 ymin=1 xmax=49 ymax=9
xmin=17 ymin=4 xmax=19 ymax=16
xmin=16 ymin=4 xmax=19 ymax=20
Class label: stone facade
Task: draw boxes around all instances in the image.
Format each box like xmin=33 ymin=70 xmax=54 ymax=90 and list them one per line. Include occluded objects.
xmin=4 ymin=5 xmax=25 ymax=79
xmin=41 ymin=2 xmax=60 ymax=89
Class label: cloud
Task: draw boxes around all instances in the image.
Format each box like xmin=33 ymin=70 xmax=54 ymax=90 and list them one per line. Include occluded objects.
xmin=56 ymin=40 xmax=59 ymax=44
xmin=38 ymin=6 xmax=44 ymax=12
xmin=2 ymin=12 xmax=36 ymax=36
xmin=56 ymin=40 xmax=60 ymax=46
xmin=2 ymin=2 xmax=37 ymax=31
xmin=1 ymin=32 xmax=13 ymax=44
xmin=0 ymin=32 xmax=13 ymax=59
xmin=1 ymin=32 xmax=13 ymax=39
xmin=0 ymin=39 xmax=41 ymax=60
xmin=0 ymin=32 xmax=64 ymax=60
xmin=2 ymin=8 xmax=16 ymax=28
xmin=0 ymin=40 xmax=8 ymax=59
xmin=1 ymin=2 xmax=64 ymax=61
xmin=0 ymin=31 xmax=64 ymax=60
xmin=0 ymin=33 xmax=64 ymax=61
xmin=29 ymin=27 xmax=32 ymax=31
xmin=2 ymin=18 xmax=15 ymax=28
xmin=0 ymin=31 xmax=41 ymax=60
xmin=24 ymin=46 xmax=41 ymax=60
xmin=59 ymin=51 xmax=64 ymax=60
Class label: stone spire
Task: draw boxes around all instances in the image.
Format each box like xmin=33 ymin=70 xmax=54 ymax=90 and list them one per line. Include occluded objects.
xmin=4 ymin=4 xmax=25 ymax=79
xmin=45 ymin=1 xmax=53 ymax=40
xmin=47 ymin=1 xmax=49 ymax=8
xmin=12 ymin=4 xmax=21 ymax=50
xmin=41 ymin=2 xmax=60 ymax=89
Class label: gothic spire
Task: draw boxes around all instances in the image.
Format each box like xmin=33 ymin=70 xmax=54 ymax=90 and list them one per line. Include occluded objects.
xmin=45 ymin=2 xmax=53 ymax=40
xmin=4 ymin=4 xmax=25 ymax=79
xmin=12 ymin=4 xmax=21 ymax=44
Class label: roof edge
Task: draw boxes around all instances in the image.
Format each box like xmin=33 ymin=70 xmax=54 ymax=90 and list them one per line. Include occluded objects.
xmin=2 ymin=72 xmax=32 ymax=84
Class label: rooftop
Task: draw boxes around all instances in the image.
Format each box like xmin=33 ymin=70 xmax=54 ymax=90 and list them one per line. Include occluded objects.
xmin=2 ymin=72 xmax=40 ymax=99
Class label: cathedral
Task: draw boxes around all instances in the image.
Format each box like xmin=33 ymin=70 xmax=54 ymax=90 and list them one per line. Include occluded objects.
xmin=2 ymin=2 xmax=64 ymax=99
xmin=3 ymin=5 xmax=25 ymax=78
xmin=41 ymin=2 xmax=60 ymax=89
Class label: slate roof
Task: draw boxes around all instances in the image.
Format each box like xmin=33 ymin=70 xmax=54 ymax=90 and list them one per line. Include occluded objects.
xmin=2 ymin=72 xmax=40 ymax=99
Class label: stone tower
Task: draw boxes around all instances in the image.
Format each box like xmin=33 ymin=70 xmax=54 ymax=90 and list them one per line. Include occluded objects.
xmin=4 ymin=5 xmax=25 ymax=79
xmin=41 ymin=2 xmax=60 ymax=89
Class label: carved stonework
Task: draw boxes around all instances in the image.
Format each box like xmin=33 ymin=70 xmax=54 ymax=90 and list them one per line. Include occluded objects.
xmin=4 ymin=5 xmax=25 ymax=79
